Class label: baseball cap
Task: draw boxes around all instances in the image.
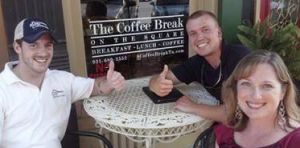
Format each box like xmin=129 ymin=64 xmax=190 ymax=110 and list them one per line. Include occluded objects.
xmin=14 ymin=18 xmax=56 ymax=43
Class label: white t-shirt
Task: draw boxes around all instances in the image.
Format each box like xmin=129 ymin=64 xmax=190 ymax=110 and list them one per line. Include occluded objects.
xmin=0 ymin=62 xmax=94 ymax=148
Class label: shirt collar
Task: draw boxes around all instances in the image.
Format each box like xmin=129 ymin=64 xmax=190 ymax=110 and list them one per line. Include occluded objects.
xmin=1 ymin=61 xmax=22 ymax=85
xmin=1 ymin=61 xmax=50 ymax=86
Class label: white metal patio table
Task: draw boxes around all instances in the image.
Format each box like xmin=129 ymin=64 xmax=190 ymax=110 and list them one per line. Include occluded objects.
xmin=83 ymin=77 xmax=219 ymax=148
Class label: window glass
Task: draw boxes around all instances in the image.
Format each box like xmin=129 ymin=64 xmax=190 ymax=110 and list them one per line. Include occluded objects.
xmin=269 ymin=0 xmax=299 ymax=27
xmin=81 ymin=0 xmax=189 ymax=79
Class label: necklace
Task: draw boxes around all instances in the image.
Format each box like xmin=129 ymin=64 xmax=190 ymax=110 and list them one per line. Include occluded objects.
xmin=201 ymin=61 xmax=222 ymax=89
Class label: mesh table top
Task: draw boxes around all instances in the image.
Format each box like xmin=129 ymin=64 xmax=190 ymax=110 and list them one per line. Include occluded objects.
xmin=84 ymin=77 xmax=219 ymax=137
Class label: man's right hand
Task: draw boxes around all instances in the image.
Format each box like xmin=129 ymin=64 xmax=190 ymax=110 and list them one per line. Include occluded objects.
xmin=149 ymin=65 xmax=173 ymax=97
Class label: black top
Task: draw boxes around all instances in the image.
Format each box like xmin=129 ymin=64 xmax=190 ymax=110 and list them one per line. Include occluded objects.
xmin=172 ymin=40 xmax=251 ymax=101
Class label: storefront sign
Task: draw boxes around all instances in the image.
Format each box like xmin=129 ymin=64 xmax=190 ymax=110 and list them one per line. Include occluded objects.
xmin=82 ymin=0 xmax=189 ymax=78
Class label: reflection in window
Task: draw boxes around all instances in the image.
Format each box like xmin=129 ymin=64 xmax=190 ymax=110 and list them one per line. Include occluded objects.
xmin=156 ymin=0 xmax=189 ymax=5
xmin=269 ymin=0 xmax=299 ymax=28
xmin=106 ymin=0 xmax=123 ymax=5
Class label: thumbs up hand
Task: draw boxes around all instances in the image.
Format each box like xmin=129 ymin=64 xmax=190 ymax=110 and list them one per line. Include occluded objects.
xmin=106 ymin=60 xmax=125 ymax=91
xmin=159 ymin=64 xmax=169 ymax=78
xmin=150 ymin=65 xmax=173 ymax=97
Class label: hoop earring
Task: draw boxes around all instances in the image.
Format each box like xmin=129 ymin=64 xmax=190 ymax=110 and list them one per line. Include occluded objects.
xmin=278 ymin=101 xmax=286 ymax=127
xmin=235 ymin=105 xmax=243 ymax=121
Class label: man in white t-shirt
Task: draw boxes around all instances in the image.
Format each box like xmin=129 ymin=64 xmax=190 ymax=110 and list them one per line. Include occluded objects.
xmin=0 ymin=18 xmax=125 ymax=148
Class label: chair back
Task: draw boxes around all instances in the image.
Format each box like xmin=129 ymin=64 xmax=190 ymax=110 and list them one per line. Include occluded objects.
xmin=193 ymin=125 xmax=216 ymax=148
xmin=61 ymin=104 xmax=113 ymax=148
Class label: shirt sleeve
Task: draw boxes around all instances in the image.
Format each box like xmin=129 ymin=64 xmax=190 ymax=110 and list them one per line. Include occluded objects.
xmin=55 ymin=71 xmax=95 ymax=103
xmin=70 ymin=76 xmax=94 ymax=103
xmin=171 ymin=55 xmax=202 ymax=84
xmin=225 ymin=45 xmax=252 ymax=79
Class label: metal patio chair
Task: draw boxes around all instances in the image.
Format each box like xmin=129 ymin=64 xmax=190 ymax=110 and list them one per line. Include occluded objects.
xmin=61 ymin=104 xmax=113 ymax=148
xmin=193 ymin=125 xmax=216 ymax=148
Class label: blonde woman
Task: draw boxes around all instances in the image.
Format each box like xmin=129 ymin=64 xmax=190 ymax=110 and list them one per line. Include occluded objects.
xmin=215 ymin=51 xmax=300 ymax=147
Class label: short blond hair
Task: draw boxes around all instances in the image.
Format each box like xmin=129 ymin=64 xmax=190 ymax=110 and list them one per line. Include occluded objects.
xmin=188 ymin=10 xmax=219 ymax=27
